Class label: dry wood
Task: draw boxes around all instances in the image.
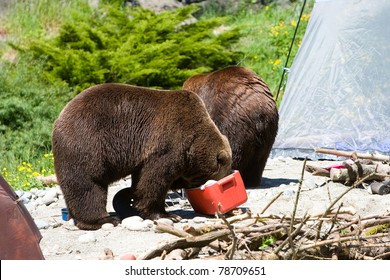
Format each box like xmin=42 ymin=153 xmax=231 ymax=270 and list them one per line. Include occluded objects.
xmin=329 ymin=164 xmax=385 ymax=182
xmin=140 ymin=229 xmax=231 ymax=260
xmin=146 ymin=169 xmax=390 ymax=260
xmin=35 ymin=174 xmax=58 ymax=185
xmin=305 ymin=164 xmax=330 ymax=177
xmin=315 ymin=147 xmax=390 ymax=162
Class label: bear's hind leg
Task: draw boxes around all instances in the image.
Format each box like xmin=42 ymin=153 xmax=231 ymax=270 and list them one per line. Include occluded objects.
xmin=60 ymin=178 xmax=120 ymax=230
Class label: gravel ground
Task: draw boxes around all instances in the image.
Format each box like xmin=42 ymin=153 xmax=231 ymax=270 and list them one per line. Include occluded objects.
xmin=24 ymin=157 xmax=390 ymax=260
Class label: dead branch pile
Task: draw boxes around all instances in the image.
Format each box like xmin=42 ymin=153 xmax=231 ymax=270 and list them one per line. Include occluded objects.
xmin=140 ymin=158 xmax=390 ymax=260
xmin=139 ymin=206 xmax=390 ymax=260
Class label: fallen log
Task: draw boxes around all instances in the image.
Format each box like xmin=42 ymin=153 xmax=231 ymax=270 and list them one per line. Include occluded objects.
xmin=329 ymin=165 xmax=390 ymax=183
xmin=315 ymin=148 xmax=390 ymax=162
xmin=35 ymin=174 xmax=58 ymax=185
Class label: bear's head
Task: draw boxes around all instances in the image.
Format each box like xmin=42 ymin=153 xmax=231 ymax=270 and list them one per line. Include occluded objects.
xmin=183 ymin=131 xmax=232 ymax=188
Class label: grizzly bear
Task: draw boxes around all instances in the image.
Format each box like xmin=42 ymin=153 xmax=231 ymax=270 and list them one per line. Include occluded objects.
xmin=52 ymin=83 xmax=232 ymax=230
xmin=183 ymin=66 xmax=278 ymax=188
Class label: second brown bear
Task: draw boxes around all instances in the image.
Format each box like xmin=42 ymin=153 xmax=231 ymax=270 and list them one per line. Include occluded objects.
xmin=183 ymin=66 xmax=279 ymax=188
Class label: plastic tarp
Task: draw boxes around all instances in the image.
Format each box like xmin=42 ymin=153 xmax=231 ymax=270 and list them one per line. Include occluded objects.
xmin=271 ymin=0 xmax=390 ymax=159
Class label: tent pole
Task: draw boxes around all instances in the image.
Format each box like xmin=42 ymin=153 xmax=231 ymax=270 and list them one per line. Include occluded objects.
xmin=275 ymin=0 xmax=307 ymax=102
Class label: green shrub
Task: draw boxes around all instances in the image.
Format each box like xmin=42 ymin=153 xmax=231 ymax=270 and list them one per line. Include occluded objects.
xmin=0 ymin=57 xmax=74 ymax=169
xmin=25 ymin=4 xmax=243 ymax=91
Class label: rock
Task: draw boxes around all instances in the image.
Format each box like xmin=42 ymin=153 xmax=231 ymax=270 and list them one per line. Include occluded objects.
xmin=193 ymin=216 xmax=208 ymax=223
xmin=143 ymin=219 xmax=154 ymax=228
xmin=122 ymin=216 xmax=152 ymax=231
xmin=130 ymin=0 xmax=183 ymax=13
xmin=41 ymin=188 xmax=58 ymax=206
xmin=15 ymin=190 xmax=24 ymax=197
xmin=157 ymin=218 xmax=174 ymax=226
xmin=55 ymin=185 xmax=63 ymax=195
xmin=78 ymin=233 xmax=97 ymax=243
xmin=35 ymin=219 xmax=50 ymax=229
xmin=25 ymin=201 xmax=39 ymax=212
xmin=101 ymin=223 xmax=115 ymax=230
xmin=124 ymin=221 xmax=151 ymax=231
xmin=19 ymin=193 xmax=31 ymax=204
xmin=122 ymin=216 xmax=144 ymax=224
xmin=36 ymin=190 xmax=46 ymax=198
xmin=29 ymin=188 xmax=39 ymax=195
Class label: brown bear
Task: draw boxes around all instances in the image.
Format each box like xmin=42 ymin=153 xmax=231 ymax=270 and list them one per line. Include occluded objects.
xmin=183 ymin=66 xmax=278 ymax=188
xmin=52 ymin=83 xmax=232 ymax=230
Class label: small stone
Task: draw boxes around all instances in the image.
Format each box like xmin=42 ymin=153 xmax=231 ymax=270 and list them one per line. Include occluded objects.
xmin=193 ymin=216 xmax=208 ymax=223
xmin=25 ymin=201 xmax=39 ymax=212
xmin=142 ymin=219 xmax=154 ymax=228
xmin=35 ymin=219 xmax=50 ymax=229
xmin=55 ymin=185 xmax=63 ymax=195
xmin=19 ymin=194 xmax=31 ymax=204
xmin=101 ymin=223 xmax=115 ymax=230
xmin=78 ymin=232 xmax=96 ymax=243
xmin=37 ymin=190 xmax=46 ymax=198
xmin=122 ymin=216 xmax=144 ymax=224
xmin=157 ymin=218 xmax=174 ymax=226
xmin=15 ymin=190 xmax=24 ymax=197
xmin=124 ymin=221 xmax=150 ymax=231
xmin=29 ymin=188 xmax=39 ymax=195
xmin=41 ymin=196 xmax=57 ymax=206
xmin=41 ymin=188 xmax=59 ymax=206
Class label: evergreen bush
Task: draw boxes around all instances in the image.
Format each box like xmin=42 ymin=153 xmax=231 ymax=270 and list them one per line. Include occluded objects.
xmin=25 ymin=4 xmax=242 ymax=90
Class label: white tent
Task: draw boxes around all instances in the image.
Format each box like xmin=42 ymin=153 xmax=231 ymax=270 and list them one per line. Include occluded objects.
xmin=272 ymin=0 xmax=390 ymax=159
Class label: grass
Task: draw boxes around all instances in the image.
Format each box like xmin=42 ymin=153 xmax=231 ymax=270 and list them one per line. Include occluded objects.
xmin=0 ymin=0 xmax=313 ymax=190
xmin=227 ymin=2 xmax=312 ymax=103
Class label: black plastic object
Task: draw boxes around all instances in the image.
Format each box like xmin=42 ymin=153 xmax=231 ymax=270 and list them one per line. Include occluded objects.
xmin=370 ymin=180 xmax=390 ymax=195
xmin=112 ymin=187 xmax=140 ymax=219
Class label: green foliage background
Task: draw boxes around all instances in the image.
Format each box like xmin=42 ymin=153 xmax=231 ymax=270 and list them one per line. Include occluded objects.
xmin=0 ymin=0 xmax=312 ymax=190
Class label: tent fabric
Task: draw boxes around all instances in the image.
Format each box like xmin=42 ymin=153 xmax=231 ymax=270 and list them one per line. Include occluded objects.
xmin=271 ymin=0 xmax=390 ymax=160
xmin=0 ymin=174 xmax=45 ymax=260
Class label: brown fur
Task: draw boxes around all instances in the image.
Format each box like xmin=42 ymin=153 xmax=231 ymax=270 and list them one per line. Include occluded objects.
xmin=52 ymin=83 xmax=232 ymax=230
xmin=183 ymin=66 xmax=278 ymax=188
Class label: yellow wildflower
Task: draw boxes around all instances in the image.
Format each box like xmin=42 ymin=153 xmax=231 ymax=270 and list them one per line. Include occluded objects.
xmin=291 ymin=20 xmax=297 ymax=27
xmin=300 ymin=13 xmax=310 ymax=22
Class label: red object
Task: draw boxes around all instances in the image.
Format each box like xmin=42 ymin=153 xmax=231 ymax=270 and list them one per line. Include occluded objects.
xmin=119 ymin=253 xmax=137 ymax=260
xmin=185 ymin=170 xmax=247 ymax=215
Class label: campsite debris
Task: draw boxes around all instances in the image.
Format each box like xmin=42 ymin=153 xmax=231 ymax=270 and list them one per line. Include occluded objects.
xmin=314 ymin=148 xmax=390 ymax=162
xmin=306 ymin=149 xmax=390 ymax=188
xmin=137 ymin=162 xmax=390 ymax=260
xmin=370 ymin=180 xmax=390 ymax=195
xmin=138 ymin=208 xmax=390 ymax=260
